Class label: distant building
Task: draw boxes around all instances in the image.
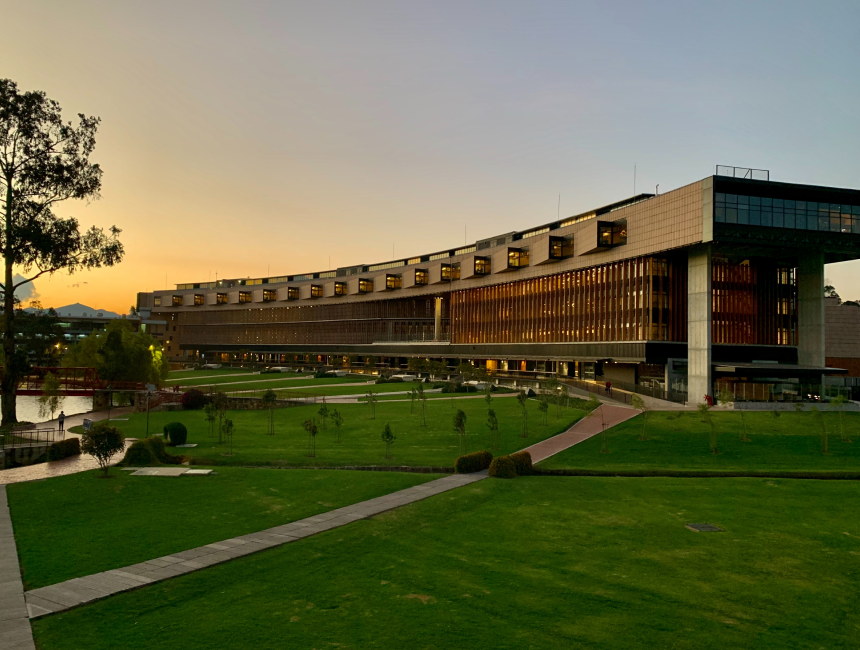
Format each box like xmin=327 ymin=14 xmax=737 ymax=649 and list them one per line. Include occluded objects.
xmin=137 ymin=168 xmax=860 ymax=403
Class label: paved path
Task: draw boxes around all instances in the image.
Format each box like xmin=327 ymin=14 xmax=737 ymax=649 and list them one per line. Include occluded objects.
xmin=0 ymin=486 xmax=35 ymax=649
xmin=522 ymin=404 xmax=640 ymax=463
xmin=23 ymin=471 xmax=487 ymax=619
xmin=0 ymin=408 xmax=135 ymax=486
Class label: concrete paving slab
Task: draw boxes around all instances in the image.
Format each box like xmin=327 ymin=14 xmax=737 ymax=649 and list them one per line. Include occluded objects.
xmin=130 ymin=467 xmax=189 ymax=477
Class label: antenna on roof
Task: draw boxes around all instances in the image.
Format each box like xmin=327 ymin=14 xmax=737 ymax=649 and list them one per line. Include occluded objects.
xmin=558 ymin=193 xmax=560 ymax=220
xmin=656 ymin=184 xmax=659 ymax=195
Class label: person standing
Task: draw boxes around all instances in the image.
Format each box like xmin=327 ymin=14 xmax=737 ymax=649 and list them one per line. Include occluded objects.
xmin=58 ymin=411 xmax=66 ymax=437
xmin=605 ymin=381 xmax=612 ymax=397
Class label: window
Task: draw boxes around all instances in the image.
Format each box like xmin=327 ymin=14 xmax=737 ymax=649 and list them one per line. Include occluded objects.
xmin=286 ymin=287 xmax=299 ymax=300
xmin=216 ymin=293 xmax=228 ymax=304
xmin=415 ymin=269 xmax=429 ymax=285
xmin=597 ymin=220 xmax=626 ymax=247
xmin=549 ymin=237 xmax=564 ymax=259
xmin=715 ymin=192 xmax=860 ymax=234
xmin=239 ymin=291 xmax=252 ymax=303
xmin=194 ymin=294 xmax=204 ymax=306
xmin=334 ymin=282 xmax=347 ymax=296
xmin=263 ymin=290 xmax=276 ymax=302
xmin=358 ymin=279 xmax=373 ymax=293
xmin=441 ymin=264 xmax=452 ymax=281
xmin=172 ymin=295 xmax=183 ymax=306
xmin=507 ymin=249 xmax=529 ymax=269
xmin=474 ymin=257 xmax=490 ymax=275
xmin=311 ymin=285 xmax=323 ymax=298
xmin=153 ymin=296 xmax=162 ymax=307
xmin=386 ymin=275 xmax=402 ymax=290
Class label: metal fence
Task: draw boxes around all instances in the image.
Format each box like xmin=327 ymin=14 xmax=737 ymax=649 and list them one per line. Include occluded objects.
xmin=0 ymin=426 xmax=59 ymax=452
xmin=716 ymin=165 xmax=769 ymax=181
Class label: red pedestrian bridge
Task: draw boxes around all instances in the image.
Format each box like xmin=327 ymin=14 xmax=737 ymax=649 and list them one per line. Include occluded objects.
xmin=1 ymin=367 xmax=145 ymax=396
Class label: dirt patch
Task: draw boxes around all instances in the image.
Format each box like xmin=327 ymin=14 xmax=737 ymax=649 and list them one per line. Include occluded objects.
xmin=402 ymin=594 xmax=436 ymax=604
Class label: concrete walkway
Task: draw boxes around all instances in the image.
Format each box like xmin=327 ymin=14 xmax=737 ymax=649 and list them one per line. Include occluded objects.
xmin=23 ymin=471 xmax=487 ymax=619
xmin=0 ymin=408 xmax=135 ymax=486
xmin=522 ymin=404 xmax=640 ymax=463
xmin=0 ymin=486 xmax=35 ymax=649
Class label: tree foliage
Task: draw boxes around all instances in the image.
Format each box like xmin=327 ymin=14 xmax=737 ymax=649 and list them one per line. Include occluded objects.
xmin=38 ymin=371 xmax=63 ymax=421
xmin=381 ymin=422 xmax=396 ymax=459
xmin=0 ymin=79 xmax=123 ymax=425
xmin=81 ymin=423 xmax=125 ymax=477
xmin=62 ymin=319 xmax=168 ymax=385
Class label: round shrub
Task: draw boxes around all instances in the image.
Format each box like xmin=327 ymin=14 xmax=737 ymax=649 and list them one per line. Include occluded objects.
xmin=181 ymin=389 xmax=208 ymax=410
xmin=123 ymin=440 xmax=157 ymax=466
xmin=488 ymin=456 xmax=517 ymax=479
xmin=509 ymin=451 xmax=533 ymax=476
xmin=163 ymin=422 xmax=188 ymax=446
xmin=46 ymin=437 xmax=81 ymax=461
xmin=455 ymin=450 xmax=493 ymax=474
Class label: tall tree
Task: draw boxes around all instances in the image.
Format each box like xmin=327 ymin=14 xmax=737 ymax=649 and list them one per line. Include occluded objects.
xmin=0 ymin=79 xmax=123 ymax=425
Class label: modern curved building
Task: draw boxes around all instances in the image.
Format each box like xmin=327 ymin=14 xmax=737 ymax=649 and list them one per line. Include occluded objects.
xmin=137 ymin=169 xmax=860 ymax=403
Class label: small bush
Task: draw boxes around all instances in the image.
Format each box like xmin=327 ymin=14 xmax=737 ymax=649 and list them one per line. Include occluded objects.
xmin=488 ymin=455 xmax=517 ymax=479
xmin=431 ymin=382 xmax=447 ymax=389
xmin=163 ymin=422 xmax=188 ymax=446
xmin=81 ymin=424 xmax=126 ymax=477
xmin=46 ymin=437 xmax=81 ymax=461
xmin=455 ymin=450 xmax=493 ymax=474
xmin=181 ymin=389 xmax=208 ymax=410
xmin=375 ymin=376 xmax=404 ymax=384
xmin=509 ymin=450 xmax=533 ymax=476
xmin=314 ymin=368 xmax=329 ymax=378
xmin=122 ymin=436 xmax=183 ymax=466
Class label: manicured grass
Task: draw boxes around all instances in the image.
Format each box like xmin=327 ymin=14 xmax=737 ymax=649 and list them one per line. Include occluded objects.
xmin=7 ymin=467 xmax=438 ymax=590
xmin=31 ymin=477 xmax=860 ymax=649
xmin=539 ymin=410 xmax=860 ymax=471
xmin=74 ymin=399 xmax=585 ymax=468
xmin=166 ymin=368 xmax=257 ymax=381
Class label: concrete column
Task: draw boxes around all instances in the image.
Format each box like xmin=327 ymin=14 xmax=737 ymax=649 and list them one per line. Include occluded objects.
xmin=687 ymin=245 xmax=712 ymax=403
xmin=797 ymin=252 xmax=825 ymax=367
xmin=434 ymin=297 xmax=442 ymax=341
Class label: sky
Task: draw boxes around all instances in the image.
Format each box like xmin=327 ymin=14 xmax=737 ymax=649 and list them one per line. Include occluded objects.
xmin=4 ymin=0 xmax=860 ymax=312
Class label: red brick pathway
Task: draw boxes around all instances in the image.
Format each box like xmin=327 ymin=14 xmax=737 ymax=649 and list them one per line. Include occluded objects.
xmin=522 ymin=404 xmax=640 ymax=463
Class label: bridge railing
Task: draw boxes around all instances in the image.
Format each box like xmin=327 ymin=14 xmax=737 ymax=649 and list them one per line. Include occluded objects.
xmin=0 ymin=426 xmax=59 ymax=452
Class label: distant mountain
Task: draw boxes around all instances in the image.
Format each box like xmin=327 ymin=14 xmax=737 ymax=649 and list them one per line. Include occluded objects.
xmin=30 ymin=303 xmax=124 ymax=319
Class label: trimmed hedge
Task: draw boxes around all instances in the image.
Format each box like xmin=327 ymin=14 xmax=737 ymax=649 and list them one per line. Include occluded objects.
xmin=509 ymin=451 xmax=533 ymax=476
xmin=454 ymin=450 xmax=493 ymax=474
xmin=488 ymin=455 xmax=517 ymax=479
xmin=122 ymin=436 xmax=183 ymax=466
xmin=163 ymin=422 xmax=188 ymax=446
xmin=181 ymin=389 xmax=208 ymax=410
xmin=46 ymin=437 xmax=80 ymax=461
xmin=532 ymin=468 xmax=860 ymax=480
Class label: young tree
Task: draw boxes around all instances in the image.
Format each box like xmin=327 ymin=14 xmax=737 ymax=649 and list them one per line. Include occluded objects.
xmin=832 ymin=393 xmax=851 ymax=443
xmin=317 ymin=399 xmax=329 ymax=430
xmin=331 ymin=409 xmax=344 ymax=443
xmin=484 ymin=390 xmax=493 ymax=411
xmin=811 ymin=406 xmax=829 ymax=454
xmin=517 ymin=390 xmax=529 ymax=438
xmin=453 ymin=409 xmax=468 ymax=456
xmin=261 ymin=389 xmax=276 ymax=435
xmin=81 ymin=424 xmax=125 ymax=478
xmin=538 ymin=397 xmax=549 ymax=425
xmin=486 ymin=408 xmax=500 ymax=450
xmin=203 ymin=402 xmax=216 ymax=438
xmin=0 ymin=79 xmax=124 ymax=425
xmin=630 ymin=394 xmax=649 ymax=441
xmin=410 ymin=385 xmax=417 ymax=414
xmin=418 ymin=382 xmax=427 ymax=427
xmin=698 ymin=402 xmax=718 ymax=454
xmin=38 ymin=371 xmax=64 ymax=421
xmin=221 ymin=418 xmax=235 ymax=456
xmin=545 ymin=376 xmax=561 ymax=418
xmin=365 ymin=355 xmax=377 ymax=372
xmin=303 ymin=418 xmax=318 ymax=457
xmin=381 ymin=422 xmax=396 ymax=459
xmin=589 ymin=404 xmax=609 ymax=453
xmin=366 ymin=391 xmax=377 ymax=419
xmin=211 ymin=390 xmax=228 ymax=443
xmin=560 ymin=384 xmax=570 ymax=409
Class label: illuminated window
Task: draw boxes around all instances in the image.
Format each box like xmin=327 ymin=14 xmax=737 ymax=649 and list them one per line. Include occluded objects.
xmin=172 ymin=295 xmax=183 ymax=306
xmin=358 ymin=279 xmax=373 ymax=293
xmin=153 ymin=296 xmax=162 ymax=307
xmin=239 ymin=292 xmax=252 ymax=303
xmin=286 ymin=287 xmax=299 ymax=300
xmin=507 ymin=249 xmax=529 ymax=269
xmin=415 ymin=269 xmax=428 ymax=285
xmin=441 ymin=264 xmax=452 ymax=281
xmin=474 ymin=257 xmax=490 ymax=275
xmin=194 ymin=294 xmax=204 ymax=306
xmin=549 ymin=237 xmax=565 ymax=259
xmin=216 ymin=293 xmax=228 ymax=304
xmin=263 ymin=290 xmax=276 ymax=302
xmin=334 ymin=282 xmax=347 ymax=296
xmin=311 ymin=285 xmax=323 ymax=298
xmin=386 ymin=275 xmax=402 ymax=290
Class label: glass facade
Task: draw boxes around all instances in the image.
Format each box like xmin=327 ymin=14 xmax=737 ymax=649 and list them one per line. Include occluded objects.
xmin=474 ymin=257 xmax=491 ymax=275
xmin=286 ymin=288 xmax=299 ymax=300
xmin=358 ymin=279 xmax=373 ymax=293
xmin=216 ymin=293 xmax=228 ymax=304
xmin=238 ymin=292 xmax=252 ymax=303
xmin=415 ymin=269 xmax=429 ymax=285
xmin=507 ymin=249 xmax=529 ymax=269
xmin=715 ymin=193 xmax=860 ymax=233
xmin=172 ymin=295 xmax=183 ymax=306
xmin=194 ymin=294 xmax=205 ymax=306
xmin=385 ymin=275 xmax=402 ymax=290
xmin=311 ymin=285 xmax=323 ymax=298
xmin=263 ymin=290 xmax=277 ymax=302
xmin=334 ymin=282 xmax=347 ymax=296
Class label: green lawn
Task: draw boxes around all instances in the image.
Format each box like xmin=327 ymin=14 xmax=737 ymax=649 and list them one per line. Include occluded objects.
xmin=77 ymin=399 xmax=585 ymax=468
xmin=7 ymin=467 xmax=438 ymax=590
xmin=166 ymin=368 xmax=257 ymax=381
xmin=539 ymin=410 xmax=860 ymax=471
xmin=166 ymin=375 xmax=370 ymax=390
xmin=31 ymin=477 xmax=860 ymax=649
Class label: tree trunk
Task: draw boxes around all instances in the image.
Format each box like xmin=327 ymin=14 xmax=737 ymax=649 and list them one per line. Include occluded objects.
xmin=2 ymin=182 xmax=18 ymax=426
